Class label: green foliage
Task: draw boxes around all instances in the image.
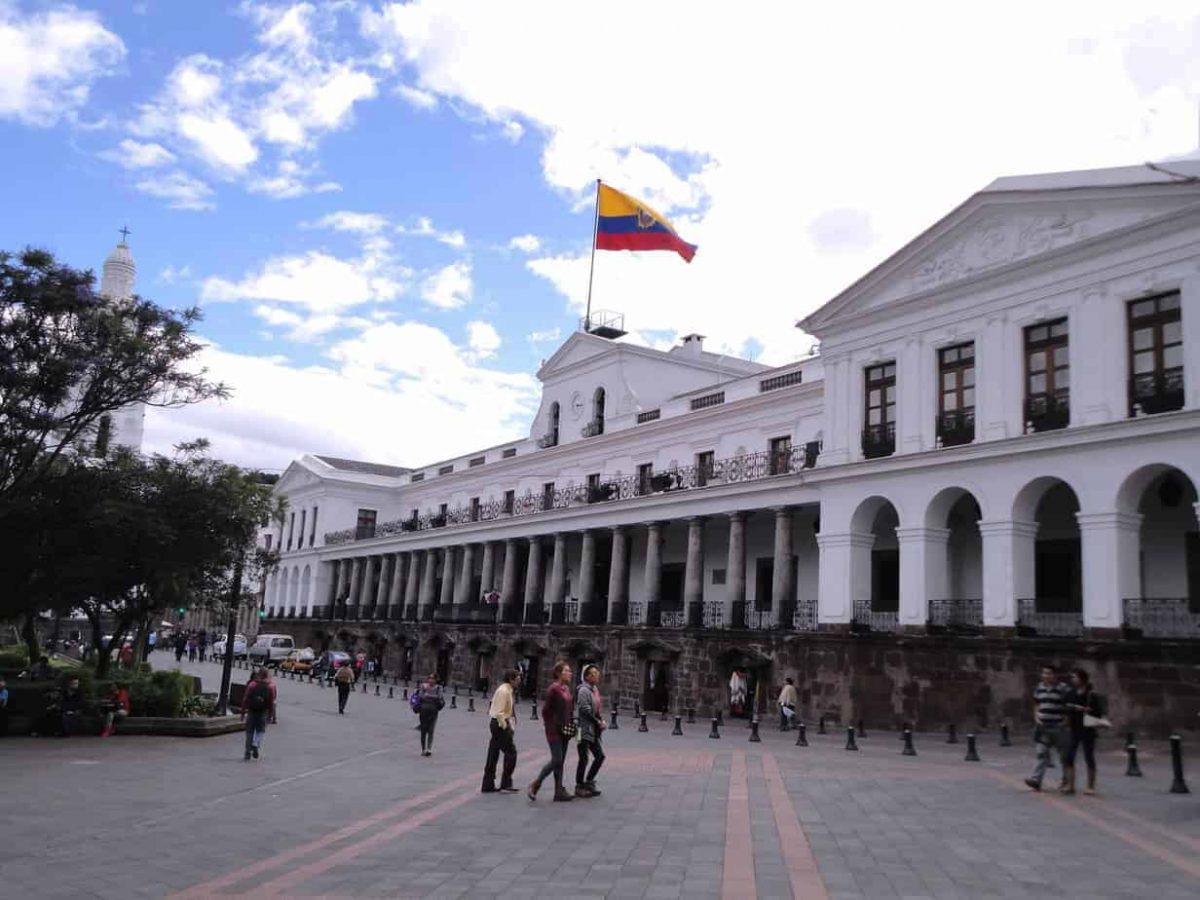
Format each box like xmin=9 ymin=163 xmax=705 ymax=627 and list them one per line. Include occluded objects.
xmin=127 ymin=670 xmax=194 ymax=718
xmin=58 ymin=666 xmax=95 ymax=700
xmin=180 ymin=694 xmax=217 ymax=718
xmin=0 ymin=649 xmax=29 ymax=671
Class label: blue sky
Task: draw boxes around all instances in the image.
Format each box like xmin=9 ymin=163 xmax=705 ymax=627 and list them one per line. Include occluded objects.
xmin=2 ymin=1 xmax=1197 ymax=470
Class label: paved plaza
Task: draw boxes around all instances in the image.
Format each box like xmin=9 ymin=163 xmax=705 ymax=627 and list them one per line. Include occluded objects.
xmin=1 ymin=659 xmax=1198 ymax=899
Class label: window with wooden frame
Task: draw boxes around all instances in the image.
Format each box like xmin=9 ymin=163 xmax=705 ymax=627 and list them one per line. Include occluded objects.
xmin=542 ymin=482 xmax=555 ymax=510
xmin=862 ymin=362 xmax=896 ymax=458
xmin=768 ymin=436 xmax=792 ymax=475
xmin=355 ymin=509 xmax=377 ymax=540
xmin=637 ymin=462 xmax=654 ymax=495
xmin=937 ymin=342 xmax=975 ymax=447
xmin=1128 ymin=292 xmax=1184 ymax=416
xmin=1024 ymin=318 xmax=1069 ymax=432
xmin=502 ymin=490 xmax=515 ymax=515
xmin=470 ymin=497 xmax=480 ymax=522
xmin=696 ymin=450 xmax=715 ymax=486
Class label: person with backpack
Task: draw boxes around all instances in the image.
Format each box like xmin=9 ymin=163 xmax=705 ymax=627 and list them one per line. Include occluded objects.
xmin=334 ymin=661 xmax=356 ymax=715
xmin=240 ymin=667 xmax=276 ymax=761
xmin=413 ymin=673 xmax=444 ymax=756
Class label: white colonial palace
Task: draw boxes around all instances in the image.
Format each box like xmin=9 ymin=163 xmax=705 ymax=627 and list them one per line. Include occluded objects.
xmin=263 ymin=162 xmax=1199 ymax=650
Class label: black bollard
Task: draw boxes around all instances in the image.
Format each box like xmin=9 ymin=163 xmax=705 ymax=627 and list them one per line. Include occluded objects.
xmin=818 ymin=715 xmax=827 ymax=735
xmin=388 ymin=686 xmax=394 ymax=700
xmin=1000 ymin=724 xmax=1011 ymax=747
xmin=902 ymin=729 xmax=917 ymax=756
xmin=468 ymin=697 xmax=475 ymax=712
xmin=1168 ymin=735 xmax=1190 ymax=794
xmin=375 ymin=684 xmax=381 ymax=696
xmin=709 ymin=717 xmax=721 ymax=739
xmin=638 ymin=713 xmax=648 ymax=733
xmin=531 ymin=701 xmax=538 ymax=721
xmin=402 ymin=688 xmax=408 ymax=700
xmin=858 ymin=719 xmax=866 ymax=738
xmin=947 ymin=723 xmax=959 ymax=744
xmin=964 ymin=734 xmax=981 ymax=762
xmin=749 ymin=719 xmax=762 ymax=743
xmin=1125 ymin=743 xmax=1143 ymax=777
xmin=672 ymin=715 xmax=683 ymax=736
xmin=845 ymin=726 xmax=859 ymax=751
xmin=450 ymin=694 xmax=457 ymax=709
xmin=686 ymin=707 xmax=696 ymax=725
xmin=610 ymin=710 xmax=619 ymax=730
xmin=795 ymin=722 xmax=808 ymax=747
xmin=716 ymin=709 xmax=724 ymax=726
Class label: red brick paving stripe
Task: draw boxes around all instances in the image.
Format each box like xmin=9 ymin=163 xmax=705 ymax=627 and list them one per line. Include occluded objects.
xmin=722 ymin=751 xmax=756 ymax=900
xmin=981 ymin=769 xmax=1200 ymax=880
xmin=170 ymin=772 xmax=479 ymax=898
xmin=761 ymin=752 xmax=829 ymax=900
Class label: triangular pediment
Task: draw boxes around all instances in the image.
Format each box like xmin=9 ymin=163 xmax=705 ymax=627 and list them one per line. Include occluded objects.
xmin=276 ymin=459 xmax=324 ymax=493
xmin=536 ymin=331 xmax=616 ymax=381
xmin=803 ymin=180 xmax=1200 ymax=334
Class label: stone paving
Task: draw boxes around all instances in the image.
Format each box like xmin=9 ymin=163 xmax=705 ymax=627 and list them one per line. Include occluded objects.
xmin=0 ymin=657 xmax=1198 ymax=899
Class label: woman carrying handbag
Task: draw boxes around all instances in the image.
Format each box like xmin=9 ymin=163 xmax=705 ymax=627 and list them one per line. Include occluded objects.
xmin=527 ymin=661 xmax=576 ymax=803
xmin=1062 ymin=668 xmax=1109 ymax=795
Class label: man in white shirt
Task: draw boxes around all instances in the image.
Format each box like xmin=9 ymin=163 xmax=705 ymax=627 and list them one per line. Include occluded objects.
xmin=778 ymin=677 xmax=799 ymax=730
xmin=481 ymin=669 xmax=522 ymax=793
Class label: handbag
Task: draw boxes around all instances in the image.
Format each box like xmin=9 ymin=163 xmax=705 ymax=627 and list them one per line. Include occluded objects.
xmin=1082 ymin=713 xmax=1111 ymax=729
xmin=560 ymin=720 xmax=578 ymax=739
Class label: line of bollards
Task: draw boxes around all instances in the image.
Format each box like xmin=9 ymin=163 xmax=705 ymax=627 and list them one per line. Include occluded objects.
xmin=672 ymin=715 xmax=683 ymax=736
xmin=964 ymin=734 xmax=980 ymax=762
xmin=749 ymin=719 xmax=761 ymax=743
xmin=1169 ymin=734 xmax=1190 ymax=794
xmin=638 ymin=713 xmax=648 ymax=733
xmin=845 ymin=726 xmax=859 ymax=751
xmin=709 ymin=717 xmax=721 ymax=739
xmin=795 ymin=722 xmax=807 ymax=747
xmin=610 ymin=710 xmax=619 ymax=730
xmin=902 ymin=729 xmax=917 ymax=756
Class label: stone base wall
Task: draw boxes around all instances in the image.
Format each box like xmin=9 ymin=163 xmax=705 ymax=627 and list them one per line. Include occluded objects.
xmin=268 ymin=618 xmax=1200 ymax=738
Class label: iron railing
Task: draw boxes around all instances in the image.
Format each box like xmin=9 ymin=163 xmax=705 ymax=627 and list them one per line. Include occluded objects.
xmin=852 ymin=601 xmax=898 ymax=633
xmin=747 ymin=608 xmax=773 ymax=630
xmin=702 ymin=601 xmax=725 ymax=629
xmin=1130 ymin=368 xmax=1184 ymax=416
xmin=627 ymin=601 xmax=646 ymax=626
xmin=1016 ymin=599 xmax=1084 ymax=637
xmin=929 ymin=598 xmax=983 ymax=630
xmin=792 ymin=602 xmax=817 ymax=631
xmin=936 ymin=408 xmax=975 ymax=448
xmin=323 ymin=442 xmax=822 ymax=545
xmin=563 ymin=600 xmax=579 ymax=625
xmin=862 ymin=422 xmax=895 ymax=459
xmin=1122 ymin=598 xmax=1200 ymax=639
xmin=659 ymin=608 xmax=686 ymax=628
xmin=1025 ymin=390 xmax=1069 ymax=433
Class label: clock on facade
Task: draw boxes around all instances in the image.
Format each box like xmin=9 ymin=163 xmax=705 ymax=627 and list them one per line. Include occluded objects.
xmin=569 ymin=392 xmax=585 ymax=419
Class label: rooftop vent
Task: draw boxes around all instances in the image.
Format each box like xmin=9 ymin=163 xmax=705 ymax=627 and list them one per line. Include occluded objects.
xmin=581 ymin=309 xmax=626 ymax=340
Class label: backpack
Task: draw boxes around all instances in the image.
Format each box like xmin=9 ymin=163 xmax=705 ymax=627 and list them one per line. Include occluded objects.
xmin=247 ymin=681 xmax=271 ymax=714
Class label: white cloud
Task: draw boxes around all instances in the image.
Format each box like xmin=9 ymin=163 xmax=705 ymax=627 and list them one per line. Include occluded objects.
xmin=526 ymin=326 xmax=561 ymax=344
xmin=158 ymin=264 xmax=193 ymax=284
xmin=421 ymin=261 xmax=472 ymax=309
xmin=248 ymin=158 xmax=340 ymax=199
xmin=144 ymin=331 xmax=539 ymax=470
xmin=397 ymin=215 xmax=467 ymax=248
xmin=365 ymin=1 xmax=1200 ymax=363
xmin=0 ymin=4 xmax=124 ymax=126
xmin=312 ymin=211 xmax=390 ymax=234
xmin=251 ymin=304 xmax=366 ymax=343
xmin=101 ymin=138 xmax=176 ymax=169
xmin=396 ymin=83 xmax=438 ymax=109
xmin=465 ymin=320 xmax=501 ymax=360
xmin=177 ymin=109 xmax=259 ymax=171
xmin=508 ymin=233 xmax=541 ymax=253
xmin=134 ymin=171 xmax=215 ymax=210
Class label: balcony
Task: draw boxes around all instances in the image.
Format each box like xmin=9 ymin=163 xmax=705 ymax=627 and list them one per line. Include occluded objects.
xmin=928 ymin=598 xmax=983 ymax=633
xmin=936 ymin=408 xmax=975 ymax=448
xmin=852 ymin=601 xmax=898 ymax=633
xmin=747 ymin=608 xmax=773 ymax=630
xmin=433 ymin=604 xmax=498 ymax=625
xmin=1016 ymin=599 xmax=1083 ymax=637
xmin=563 ymin=600 xmax=579 ymax=625
xmin=522 ymin=602 xmax=546 ymax=625
xmin=1025 ymin=391 xmax=1069 ymax=434
xmin=627 ymin=601 xmax=647 ymax=626
xmin=702 ymin=601 xmax=725 ymax=629
xmin=1122 ymin=598 xmax=1200 ymax=639
xmin=581 ymin=419 xmax=604 ymax=438
xmin=1130 ymin=367 xmax=1184 ymax=416
xmin=659 ymin=608 xmax=686 ymax=628
xmin=862 ymin=422 xmax=895 ymax=459
xmin=792 ymin=603 xmax=817 ymax=632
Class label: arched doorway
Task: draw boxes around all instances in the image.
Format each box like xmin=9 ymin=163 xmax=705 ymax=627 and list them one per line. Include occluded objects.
xmin=925 ymin=488 xmax=983 ymax=631
xmin=1118 ymin=465 xmax=1200 ymax=637
xmin=849 ymin=497 xmax=899 ymax=631
xmin=1013 ymin=477 xmax=1082 ymax=635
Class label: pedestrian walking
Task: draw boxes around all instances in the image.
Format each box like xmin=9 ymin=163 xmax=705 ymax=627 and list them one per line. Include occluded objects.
xmin=174 ymin=633 xmax=186 ymax=664
xmin=527 ymin=661 xmax=575 ymax=803
xmin=241 ymin=667 xmax=276 ymax=761
xmin=1025 ymin=664 xmax=1069 ymax=791
xmin=414 ymin=673 xmax=444 ymax=756
xmin=198 ymin=631 xmax=208 ymax=663
xmin=575 ymin=664 xmax=606 ymax=798
xmin=481 ymin=669 xmax=521 ymax=793
xmin=1063 ymin=668 xmax=1108 ymax=795
xmin=187 ymin=635 xmax=197 ymax=663
xmin=777 ymin=677 xmax=798 ymax=731
xmin=334 ymin=661 xmax=355 ymax=714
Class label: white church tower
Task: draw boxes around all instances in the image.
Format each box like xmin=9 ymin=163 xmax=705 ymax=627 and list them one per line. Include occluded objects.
xmin=97 ymin=228 xmax=146 ymax=452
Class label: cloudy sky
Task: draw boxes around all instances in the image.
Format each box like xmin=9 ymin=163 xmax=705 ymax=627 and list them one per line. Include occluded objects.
xmin=2 ymin=1 xmax=1197 ymax=471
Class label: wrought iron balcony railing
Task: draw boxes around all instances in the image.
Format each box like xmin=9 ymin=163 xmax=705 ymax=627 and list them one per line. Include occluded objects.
xmin=659 ymin=608 xmax=686 ymax=628
xmin=747 ymin=608 xmax=773 ymax=630
xmin=563 ymin=600 xmax=579 ymax=625
xmin=792 ymin=603 xmax=817 ymax=632
xmin=936 ymin=408 xmax=975 ymax=448
xmin=1122 ymin=598 xmax=1200 ymax=639
xmin=1016 ymin=599 xmax=1084 ymax=637
xmin=702 ymin=601 xmax=725 ymax=629
xmin=928 ymin=598 xmax=982 ymax=631
xmin=627 ymin=601 xmax=646 ymax=626
xmin=1024 ymin=390 xmax=1069 ymax=434
xmin=861 ymin=422 xmax=895 ymax=459
xmin=852 ymin=601 xmax=898 ymax=633
xmin=1129 ymin=367 xmax=1184 ymax=416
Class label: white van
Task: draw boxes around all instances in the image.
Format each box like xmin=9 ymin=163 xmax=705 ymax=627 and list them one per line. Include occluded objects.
xmin=248 ymin=633 xmax=295 ymax=667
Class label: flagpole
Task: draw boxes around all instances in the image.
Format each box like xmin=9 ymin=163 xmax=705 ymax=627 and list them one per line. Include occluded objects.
xmin=584 ymin=178 xmax=601 ymax=333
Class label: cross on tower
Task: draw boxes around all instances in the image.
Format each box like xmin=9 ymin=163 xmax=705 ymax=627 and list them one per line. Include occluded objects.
xmin=119 ymin=225 xmax=131 ymax=242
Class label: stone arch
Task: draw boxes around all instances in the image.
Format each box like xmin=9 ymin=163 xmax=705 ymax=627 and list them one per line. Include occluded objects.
xmin=924 ymin=487 xmax=984 ymax=629
xmin=849 ymin=495 xmax=901 ymax=533
xmin=848 ymin=496 xmax=900 ymax=629
xmin=1010 ymin=476 xmax=1082 ymax=632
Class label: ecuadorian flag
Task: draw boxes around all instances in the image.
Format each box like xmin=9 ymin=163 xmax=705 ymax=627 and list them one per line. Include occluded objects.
xmin=595 ymin=183 xmax=697 ymax=263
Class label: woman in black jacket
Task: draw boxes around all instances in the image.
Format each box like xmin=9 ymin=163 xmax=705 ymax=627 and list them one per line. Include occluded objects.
xmin=1063 ymin=668 xmax=1104 ymax=795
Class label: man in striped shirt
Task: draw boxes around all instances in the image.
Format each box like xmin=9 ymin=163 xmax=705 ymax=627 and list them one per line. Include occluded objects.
xmin=1025 ymin=664 xmax=1069 ymax=791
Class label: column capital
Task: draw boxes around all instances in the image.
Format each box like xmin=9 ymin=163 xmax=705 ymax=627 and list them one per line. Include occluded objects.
xmin=771 ymin=506 xmax=793 ymax=517
xmin=894 ymin=526 xmax=951 ymax=545
xmin=816 ymin=531 xmax=875 ymax=550
xmin=527 ymin=535 xmax=542 ymax=547
xmin=726 ymin=510 xmax=748 ymax=524
xmin=978 ymin=519 xmax=1039 ymax=539
xmin=610 ymin=524 xmax=628 ymax=536
xmin=686 ymin=515 xmax=707 ymax=527
xmin=1075 ymin=510 xmax=1143 ymax=533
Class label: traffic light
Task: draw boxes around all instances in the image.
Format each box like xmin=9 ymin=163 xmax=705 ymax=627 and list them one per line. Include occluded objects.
xmin=258 ymin=607 xmax=266 ymax=620
xmin=177 ymin=606 xmax=185 ymax=621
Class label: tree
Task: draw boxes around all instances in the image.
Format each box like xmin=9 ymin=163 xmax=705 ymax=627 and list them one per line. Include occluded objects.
xmin=0 ymin=248 xmax=224 ymax=510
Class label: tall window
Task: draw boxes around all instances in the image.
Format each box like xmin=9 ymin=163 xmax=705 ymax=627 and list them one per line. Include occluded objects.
xmin=355 ymin=509 xmax=377 ymax=540
xmin=587 ymin=472 xmax=601 ymax=493
xmin=1129 ymin=292 xmax=1184 ymax=415
xmin=287 ymin=512 xmax=295 ymax=550
xmin=1025 ymin=318 xmax=1069 ymax=432
xmin=503 ymin=490 xmax=515 ymax=515
xmin=298 ymin=509 xmax=307 ymax=547
xmin=592 ymin=387 xmax=606 ymax=435
xmin=937 ymin=342 xmax=975 ymax=447
xmin=862 ymin=362 xmax=896 ymax=459
xmin=768 ymin=436 xmax=792 ymax=475
xmin=637 ymin=462 xmax=654 ymax=495
xmin=544 ymin=402 xmax=560 ymax=447
xmin=542 ymin=482 xmax=555 ymax=510
xmin=95 ymin=414 xmax=112 ymax=455
xmin=470 ymin=497 xmax=480 ymax=522
xmin=696 ymin=451 xmax=715 ymax=486
xmin=309 ymin=506 xmax=318 ymax=546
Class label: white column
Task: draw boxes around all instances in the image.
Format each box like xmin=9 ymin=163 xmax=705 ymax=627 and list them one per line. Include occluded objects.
xmin=726 ymin=512 xmax=746 ymax=626
xmin=500 ymin=539 xmax=519 ymax=621
xmin=578 ymin=530 xmax=597 ymax=617
xmin=480 ymin=542 xmax=496 ymax=594
xmin=816 ymin=532 xmax=873 ymax=624
xmin=1076 ymin=511 xmax=1142 ymax=630
xmin=978 ymin=519 xmax=1038 ymax=628
xmin=771 ymin=508 xmax=794 ymax=627
xmin=347 ymin=558 xmax=363 ymax=613
xmin=606 ymin=527 xmax=629 ymax=623
xmin=684 ymin=517 xmax=705 ymax=626
xmin=418 ymin=550 xmax=437 ymax=619
xmin=455 ymin=543 xmax=476 ymax=605
xmin=524 ymin=537 xmax=544 ymax=618
xmin=374 ymin=555 xmax=391 ymax=618
xmin=895 ymin=526 xmax=950 ymax=627
xmin=439 ymin=547 xmax=456 ymax=609
xmin=644 ymin=522 xmax=664 ymax=609
xmin=548 ymin=533 xmax=567 ymax=615
xmin=404 ymin=552 xmax=421 ymax=619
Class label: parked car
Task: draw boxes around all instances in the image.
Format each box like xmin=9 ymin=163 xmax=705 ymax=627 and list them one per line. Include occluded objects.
xmin=212 ymin=634 xmax=248 ymax=660
xmin=313 ymin=650 xmax=351 ymax=680
xmin=278 ymin=647 xmax=316 ymax=673
xmin=248 ymin=633 xmax=295 ymax=668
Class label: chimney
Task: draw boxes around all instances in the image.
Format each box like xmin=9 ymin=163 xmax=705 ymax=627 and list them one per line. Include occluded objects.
xmin=679 ymin=333 xmax=705 ymax=358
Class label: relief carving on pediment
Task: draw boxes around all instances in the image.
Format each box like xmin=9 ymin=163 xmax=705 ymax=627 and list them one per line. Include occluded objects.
xmin=907 ymin=210 xmax=1094 ymax=292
